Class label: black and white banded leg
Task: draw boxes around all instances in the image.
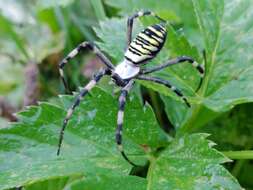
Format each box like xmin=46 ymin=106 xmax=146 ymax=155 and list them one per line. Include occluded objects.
xmin=141 ymin=56 xmax=205 ymax=91
xmin=59 ymin=42 xmax=115 ymax=92
xmin=137 ymin=75 xmax=191 ymax=107
xmin=115 ymin=80 xmax=137 ymax=166
xmin=57 ymin=68 xmax=110 ymax=155
xmin=127 ymin=10 xmax=166 ymax=46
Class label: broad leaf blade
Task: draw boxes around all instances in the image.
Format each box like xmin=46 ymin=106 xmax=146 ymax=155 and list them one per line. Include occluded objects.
xmin=148 ymin=134 xmax=242 ymax=190
xmin=193 ymin=0 xmax=253 ymax=112
xmin=0 ymin=88 xmax=166 ymax=189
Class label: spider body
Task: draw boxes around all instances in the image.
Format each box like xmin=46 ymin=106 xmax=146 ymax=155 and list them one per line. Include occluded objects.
xmin=113 ymin=23 xmax=167 ymax=81
xmin=57 ymin=11 xmax=205 ymax=166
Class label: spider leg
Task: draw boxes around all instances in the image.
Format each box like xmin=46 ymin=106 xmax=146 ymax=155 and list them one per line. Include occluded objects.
xmin=59 ymin=41 xmax=115 ymax=92
xmin=57 ymin=68 xmax=110 ymax=155
xmin=115 ymin=80 xmax=138 ymax=166
xmin=137 ymin=75 xmax=191 ymax=107
xmin=127 ymin=10 xmax=166 ymax=47
xmin=141 ymin=56 xmax=205 ymax=91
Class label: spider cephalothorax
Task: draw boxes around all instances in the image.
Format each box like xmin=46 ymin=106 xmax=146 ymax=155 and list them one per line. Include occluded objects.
xmin=57 ymin=11 xmax=205 ymax=166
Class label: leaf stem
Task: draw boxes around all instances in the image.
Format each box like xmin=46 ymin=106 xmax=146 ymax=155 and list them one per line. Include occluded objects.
xmin=222 ymin=151 xmax=253 ymax=160
xmin=146 ymin=155 xmax=156 ymax=190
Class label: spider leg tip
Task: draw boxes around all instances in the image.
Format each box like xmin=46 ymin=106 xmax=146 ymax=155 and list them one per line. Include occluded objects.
xmin=56 ymin=148 xmax=61 ymax=156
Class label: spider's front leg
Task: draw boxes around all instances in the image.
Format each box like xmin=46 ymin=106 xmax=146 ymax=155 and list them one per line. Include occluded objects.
xmin=115 ymin=80 xmax=138 ymax=166
xmin=58 ymin=42 xmax=114 ymax=92
xmin=57 ymin=68 xmax=111 ymax=155
xmin=127 ymin=10 xmax=166 ymax=47
xmin=137 ymin=75 xmax=191 ymax=107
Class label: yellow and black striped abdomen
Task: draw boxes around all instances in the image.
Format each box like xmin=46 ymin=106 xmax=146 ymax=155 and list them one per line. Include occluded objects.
xmin=124 ymin=23 xmax=167 ymax=64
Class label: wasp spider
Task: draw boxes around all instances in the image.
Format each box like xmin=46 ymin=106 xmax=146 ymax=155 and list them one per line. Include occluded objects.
xmin=57 ymin=11 xmax=205 ymax=166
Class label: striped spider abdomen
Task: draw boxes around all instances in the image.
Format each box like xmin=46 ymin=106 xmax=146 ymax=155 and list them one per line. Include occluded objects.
xmin=124 ymin=23 xmax=167 ymax=65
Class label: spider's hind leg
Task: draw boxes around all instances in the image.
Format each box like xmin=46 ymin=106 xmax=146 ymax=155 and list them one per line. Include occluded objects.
xmin=57 ymin=68 xmax=110 ymax=155
xmin=115 ymin=80 xmax=138 ymax=166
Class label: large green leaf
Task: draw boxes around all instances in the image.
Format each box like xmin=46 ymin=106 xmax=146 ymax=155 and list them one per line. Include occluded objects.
xmin=193 ymin=0 xmax=253 ymax=109
xmin=147 ymin=134 xmax=241 ymax=190
xmin=96 ymin=0 xmax=253 ymax=133
xmin=0 ymin=87 xmax=241 ymax=189
xmin=0 ymin=88 xmax=166 ymax=189
xmin=180 ymin=0 xmax=253 ymax=133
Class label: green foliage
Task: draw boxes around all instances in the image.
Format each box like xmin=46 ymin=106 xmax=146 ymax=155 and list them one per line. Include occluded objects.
xmin=147 ymin=134 xmax=240 ymax=190
xmin=0 ymin=0 xmax=253 ymax=189
xmin=0 ymin=88 xmax=163 ymax=189
xmin=0 ymin=88 xmax=241 ymax=189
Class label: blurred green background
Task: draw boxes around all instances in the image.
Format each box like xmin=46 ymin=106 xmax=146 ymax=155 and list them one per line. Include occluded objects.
xmin=0 ymin=0 xmax=252 ymax=189
xmin=0 ymin=0 xmax=108 ymax=127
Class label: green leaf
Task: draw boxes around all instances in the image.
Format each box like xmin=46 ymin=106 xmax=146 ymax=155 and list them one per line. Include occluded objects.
xmin=147 ymin=134 xmax=242 ymax=190
xmin=0 ymin=88 xmax=241 ymax=189
xmin=68 ymin=174 xmax=147 ymax=190
xmin=192 ymin=0 xmax=253 ymax=111
xmin=181 ymin=0 xmax=253 ymax=133
xmin=0 ymin=88 xmax=166 ymax=189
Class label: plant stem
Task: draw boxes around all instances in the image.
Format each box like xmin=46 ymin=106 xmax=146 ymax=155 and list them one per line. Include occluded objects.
xmin=222 ymin=151 xmax=253 ymax=160
xmin=146 ymin=155 xmax=156 ymax=190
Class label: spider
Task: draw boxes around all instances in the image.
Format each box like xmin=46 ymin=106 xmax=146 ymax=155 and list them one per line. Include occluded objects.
xmin=57 ymin=11 xmax=205 ymax=166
